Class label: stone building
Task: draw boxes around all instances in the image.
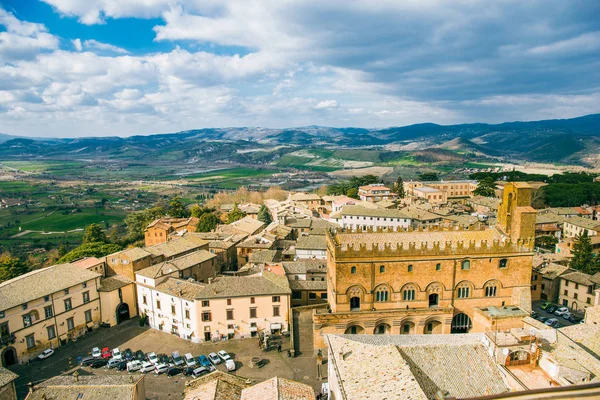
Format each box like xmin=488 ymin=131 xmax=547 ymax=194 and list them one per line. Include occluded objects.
xmin=144 ymin=217 xmax=199 ymax=247
xmin=312 ymin=182 xmax=536 ymax=350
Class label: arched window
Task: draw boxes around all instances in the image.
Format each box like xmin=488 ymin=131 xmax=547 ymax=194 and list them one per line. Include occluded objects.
xmin=408 ymin=264 xmax=413 ymax=272
xmin=403 ymin=285 xmax=416 ymax=301
xmin=461 ymin=260 xmax=470 ymax=270
xmin=379 ymin=265 xmax=385 ymax=273
xmin=375 ymin=286 xmax=389 ymax=302
xmin=499 ymin=258 xmax=508 ymax=269
xmin=456 ymin=282 xmax=471 ymax=298
xmin=351 ymin=266 xmax=357 ymax=274
xmin=485 ymin=285 xmax=497 ymax=297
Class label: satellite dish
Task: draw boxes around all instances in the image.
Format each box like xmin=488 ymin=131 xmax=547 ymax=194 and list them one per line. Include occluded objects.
xmin=502 ymin=348 xmax=510 ymax=355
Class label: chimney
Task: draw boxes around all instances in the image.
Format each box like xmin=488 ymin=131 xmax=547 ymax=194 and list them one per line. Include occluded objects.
xmin=74 ymin=371 xmax=79 ymax=382
xmin=28 ymin=382 xmax=34 ymax=394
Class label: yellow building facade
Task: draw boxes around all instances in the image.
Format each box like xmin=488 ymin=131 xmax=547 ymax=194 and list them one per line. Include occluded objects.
xmin=313 ymin=182 xmax=536 ymax=350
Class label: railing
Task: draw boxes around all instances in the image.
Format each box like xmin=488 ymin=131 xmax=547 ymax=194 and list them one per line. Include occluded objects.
xmin=0 ymin=334 xmax=16 ymax=347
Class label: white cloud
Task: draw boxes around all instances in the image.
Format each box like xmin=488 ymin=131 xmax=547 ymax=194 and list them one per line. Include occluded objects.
xmin=314 ymin=100 xmax=338 ymax=109
xmin=72 ymin=38 xmax=82 ymax=51
xmin=83 ymin=39 xmax=129 ymax=54
xmin=0 ymin=8 xmax=58 ymax=60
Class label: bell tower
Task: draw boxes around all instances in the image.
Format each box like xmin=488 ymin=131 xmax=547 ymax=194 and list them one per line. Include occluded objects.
xmin=497 ymin=182 xmax=536 ymax=246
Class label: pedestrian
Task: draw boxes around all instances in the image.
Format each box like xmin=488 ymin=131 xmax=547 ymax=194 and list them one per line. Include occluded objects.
xmin=278 ymin=344 xmax=282 ymax=353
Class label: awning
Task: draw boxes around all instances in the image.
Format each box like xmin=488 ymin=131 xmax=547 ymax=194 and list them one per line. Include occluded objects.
xmin=249 ymin=327 xmax=258 ymax=332
xmin=227 ymin=329 xmax=235 ymax=334
xmin=270 ymin=323 xmax=282 ymax=330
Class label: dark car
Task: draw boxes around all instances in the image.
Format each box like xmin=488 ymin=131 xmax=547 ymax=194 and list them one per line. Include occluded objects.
xmin=158 ymin=354 xmax=171 ymax=365
xmin=167 ymin=367 xmax=182 ymax=377
xmin=198 ymin=355 xmax=212 ymax=369
xmin=547 ymin=305 xmax=558 ymax=314
xmin=116 ymin=361 xmax=128 ymax=371
xmin=531 ymin=311 xmax=538 ymax=319
xmin=123 ymin=348 xmax=134 ymax=361
xmin=90 ymin=359 xmax=108 ymax=369
xmin=182 ymin=367 xmax=195 ymax=376
xmin=81 ymin=356 xmax=96 ymax=366
xmin=538 ymin=316 xmax=548 ymax=323
xmin=135 ymin=350 xmax=145 ymax=361
xmin=568 ymin=315 xmax=582 ymax=323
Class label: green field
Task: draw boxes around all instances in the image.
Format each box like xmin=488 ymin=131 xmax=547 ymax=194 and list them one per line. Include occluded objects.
xmin=19 ymin=209 xmax=126 ymax=232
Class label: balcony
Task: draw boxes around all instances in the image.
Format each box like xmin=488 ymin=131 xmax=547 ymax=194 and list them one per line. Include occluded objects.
xmin=0 ymin=334 xmax=16 ymax=348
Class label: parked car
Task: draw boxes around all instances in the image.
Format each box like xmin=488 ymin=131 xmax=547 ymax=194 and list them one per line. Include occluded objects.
xmin=182 ymin=366 xmax=195 ymax=376
xmin=147 ymin=352 xmax=158 ymax=365
xmin=192 ymin=367 xmax=210 ymax=378
xmin=167 ymin=367 xmax=182 ymax=377
xmin=127 ymin=360 xmax=142 ymax=373
xmin=81 ymin=356 xmax=96 ymax=366
xmin=107 ymin=358 xmax=122 ymax=369
xmin=90 ymin=359 xmax=108 ymax=369
xmin=554 ymin=307 xmax=569 ymax=316
xmin=154 ymin=363 xmax=169 ymax=375
xmin=135 ymin=350 xmax=145 ymax=361
xmin=546 ymin=305 xmax=558 ymax=314
xmin=184 ymin=353 xmax=197 ymax=367
xmin=171 ymin=351 xmax=184 ymax=367
xmin=568 ymin=315 xmax=582 ymax=323
xmin=217 ymin=350 xmax=231 ymax=361
xmin=540 ymin=302 xmax=552 ymax=310
xmin=101 ymin=347 xmax=111 ymax=359
xmin=545 ymin=318 xmax=559 ymax=327
xmin=112 ymin=348 xmax=123 ymax=360
xmin=116 ymin=361 xmax=128 ymax=371
xmin=91 ymin=347 xmax=102 ymax=358
xmin=208 ymin=353 xmax=221 ymax=365
xmin=140 ymin=361 xmax=154 ymax=373
xmin=198 ymin=355 xmax=212 ymax=369
xmin=158 ymin=354 xmax=172 ymax=366
xmin=37 ymin=349 xmax=54 ymax=360
xmin=538 ymin=316 xmax=548 ymax=323
xmin=561 ymin=311 xmax=572 ymax=320
xmin=531 ymin=311 xmax=538 ymax=319
xmin=225 ymin=359 xmax=236 ymax=372
xmin=123 ymin=348 xmax=134 ymax=361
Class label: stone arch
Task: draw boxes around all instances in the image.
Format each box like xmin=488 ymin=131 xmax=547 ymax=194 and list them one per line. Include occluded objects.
xmin=451 ymin=313 xmax=472 ymax=333
xmin=344 ymin=321 xmax=365 ymax=334
xmin=483 ymin=279 xmax=501 ymax=297
xmin=425 ymin=281 xmax=444 ymax=306
xmin=505 ymin=350 xmax=531 ymax=366
xmin=482 ymin=278 xmax=503 ymax=289
xmin=373 ymin=283 xmax=392 ymax=302
xmin=400 ymin=282 xmax=422 ymax=292
xmin=373 ymin=319 xmax=392 ymax=334
xmin=399 ymin=318 xmax=416 ymax=335
xmin=422 ymin=317 xmax=444 ymax=334
xmin=455 ymin=280 xmax=474 ymax=299
xmin=1 ymin=346 xmax=17 ymax=367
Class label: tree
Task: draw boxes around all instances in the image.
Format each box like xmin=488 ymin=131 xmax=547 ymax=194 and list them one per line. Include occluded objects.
xmin=58 ymin=242 xmax=123 ymax=263
xmin=535 ymin=235 xmax=558 ymax=250
xmin=419 ymin=172 xmax=439 ymax=181
xmin=0 ymin=252 xmax=29 ymax=282
xmin=58 ymin=243 xmax=68 ymax=258
xmin=347 ymin=187 xmax=359 ymax=199
xmin=196 ymin=213 xmax=219 ymax=232
xmin=125 ymin=206 xmax=166 ymax=240
xmin=82 ymin=223 xmax=107 ymax=244
xmin=169 ymin=196 xmax=189 ymax=218
xmin=570 ymin=232 xmax=599 ymax=275
xmin=227 ymin=204 xmax=246 ymax=223
xmin=473 ymin=177 xmax=497 ymax=197
xmin=190 ymin=205 xmax=216 ymax=218
xmin=394 ymin=176 xmax=405 ymax=198
xmin=257 ymin=205 xmax=272 ymax=225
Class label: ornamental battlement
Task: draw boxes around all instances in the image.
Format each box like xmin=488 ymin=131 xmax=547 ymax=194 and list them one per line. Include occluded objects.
xmin=326 ymin=227 xmax=534 ymax=258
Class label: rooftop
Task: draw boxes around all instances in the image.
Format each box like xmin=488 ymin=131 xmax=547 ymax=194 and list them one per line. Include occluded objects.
xmin=240 ymin=377 xmax=315 ymax=400
xmin=414 ymin=186 xmax=444 ymax=193
xmin=558 ymin=324 xmax=600 ymax=358
xmin=476 ymin=306 xmax=529 ymax=319
xmin=562 ymin=216 xmax=600 ymax=230
xmin=153 ymin=278 xmax=207 ymax=301
xmin=398 ymin=206 xmax=442 ymax=221
xmin=184 ymin=371 xmax=251 ymax=400
xmin=560 ymin=270 xmax=597 ymax=286
xmin=98 ymin=275 xmax=133 ymax=292
xmin=196 ymin=271 xmax=290 ymax=299
xmin=28 ymin=374 xmax=143 ymax=400
xmin=145 ymin=236 xmax=209 ymax=259
xmin=110 ymin=247 xmax=152 ymax=261
xmin=358 ymin=184 xmax=391 ymax=192
xmin=0 ymin=264 xmax=100 ymax=312
xmin=290 ymin=193 xmax=322 ymax=202
xmin=0 ymin=366 xmax=17 ymax=387
xmin=69 ymin=257 xmax=104 ymax=270
xmin=339 ymin=205 xmax=409 ymax=219
xmin=218 ymin=216 xmax=265 ymax=236
xmin=288 ymin=280 xmax=327 ymax=291
xmin=248 ymin=250 xmax=281 ymax=264
xmin=296 ymin=235 xmax=327 ymax=251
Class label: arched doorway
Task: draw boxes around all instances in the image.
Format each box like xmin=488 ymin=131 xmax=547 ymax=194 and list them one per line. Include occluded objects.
xmin=428 ymin=293 xmax=439 ymax=307
xmin=572 ymin=302 xmax=578 ymax=311
xmin=116 ymin=303 xmax=130 ymax=324
xmin=1 ymin=346 xmax=17 ymax=367
xmin=451 ymin=313 xmax=472 ymax=333
xmin=344 ymin=325 xmax=364 ymax=334
xmin=350 ymin=297 xmax=360 ymax=311
xmin=505 ymin=350 xmax=531 ymax=366
xmin=400 ymin=321 xmax=415 ymax=334
xmin=374 ymin=323 xmax=391 ymax=334
xmin=424 ymin=320 xmax=442 ymax=334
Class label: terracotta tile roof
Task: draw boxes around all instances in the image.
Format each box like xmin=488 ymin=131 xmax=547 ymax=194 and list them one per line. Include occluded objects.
xmin=241 ymin=377 xmax=315 ymax=400
xmin=145 ymin=236 xmax=208 ymax=258
xmin=98 ymin=275 xmax=133 ymax=292
xmin=184 ymin=371 xmax=251 ymax=400
xmin=69 ymin=257 xmax=104 ymax=270
xmin=249 ymin=250 xmax=281 ymax=264
xmin=288 ymin=280 xmax=326 ymax=291
xmin=282 ymin=260 xmax=326 ymax=275
xmin=218 ymin=216 xmax=265 ymax=236
xmin=559 ymin=324 xmax=600 ymax=358
xmin=561 ymin=270 xmax=597 ymax=286
xmin=532 ymin=263 xmax=571 ymax=280
xmin=296 ymin=235 xmax=326 ymax=251
xmin=0 ymin=367 xmax=17 ymax=387
xmin=136 ymin=249 xmax=215 ymax=280
xmin=110 ymin=247 xmax=152 ymax=261
xmin=290 ymin=193 xmax=322 ymax=202
xmin=563 ymin=216 xmax=600 ymax=230
xmin=153 ymin=278 xmax=207 ymax=301
xmin=28 ymin=374 xmax=143 ymax=400
xmin=197 ymin=271 xmax=290 ymax=299
xmin=339 ymin=205 xmax=409 ymax=219
xmin=0 ymin=264 xmax=100 ymax=312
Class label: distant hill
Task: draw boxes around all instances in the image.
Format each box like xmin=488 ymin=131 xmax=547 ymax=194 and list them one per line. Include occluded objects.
xmin=1 ymin=114 xmax=599 ymax=165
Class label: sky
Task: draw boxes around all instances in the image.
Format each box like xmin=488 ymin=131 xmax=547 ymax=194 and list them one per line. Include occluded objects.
xmin=0 ymin=0 xmax=599 ymax=137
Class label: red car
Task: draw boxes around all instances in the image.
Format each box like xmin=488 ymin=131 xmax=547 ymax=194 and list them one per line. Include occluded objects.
xmin=101 ymin=347 xmax=111 ymax=359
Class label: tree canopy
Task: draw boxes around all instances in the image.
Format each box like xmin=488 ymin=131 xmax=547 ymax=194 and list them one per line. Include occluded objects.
xmin=82 ymin=223 xmax=107 ymax=244
xmin=473 ymin=177 xmax=497 ymax=197
xmin=570 ymin=232 xmax=600 ymax=275
xmin=196 ymin=213 xmax=219 ymax=232
xmin=419 ymin=172 xmax=439 ymax=181
xmin=169 ymin=195 xmax=189 ymax=218
xmin=227 ymin=204 xmax=246 ymax=223
xmin=394 ymin=176 xmax=405 ymax=198
xmin=0 ymin=252 xmax=29 ymax=283
xmin=58 ymin=242 xmax=123 ymax=263
xmin=190 ymin=205 xmax=216 ymax=218
xmin=257 ymin=205 xmax=272 ymax=225
xmin=125 ymin=206 xmax=166 ymax=240
xmin=326 ymin=175 xmax=380 ymax=196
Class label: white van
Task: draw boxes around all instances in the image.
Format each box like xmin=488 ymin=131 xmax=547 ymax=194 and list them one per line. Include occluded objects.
xmin=184 ymin=353 xmax=196 ymax=367
xmin=154 ymin=363 xmax=169 ymax=375
xmin=140 ymin=361 xmax=154 ymax=373
xmin=127 ymin=360 xmax=142 ymax=373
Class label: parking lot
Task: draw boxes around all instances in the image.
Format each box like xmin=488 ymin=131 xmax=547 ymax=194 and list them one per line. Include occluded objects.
xmin=10 ymin=317 xmax=323 ymax=399
xmin=531 ymin=300 xmax=584 ymax=328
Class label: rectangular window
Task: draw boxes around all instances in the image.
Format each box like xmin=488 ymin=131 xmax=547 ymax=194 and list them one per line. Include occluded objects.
xmin=44 ymin=296 xmax=50 ymax=302
xmin=82 ymin=282 xmax=87 ymax=288
xmin=250 ymin=308 xmax=257 ymax=318
xmin=171 ymin=305 xmax=176 ymax=315
xmin=185 ymin=309 xmax=190 ymax=319
xmin=588 ymin=298 xmax=592 ymax=304
xmin=82 ymin=291 xmax=90 ymax=304
xmin=457 ymin=287 xmax=470 ymax=298
xmin=67 ymin=317 xmax=74 ymax=331
xmin=202 ymin=300 xmax=210 ymax=307
xmin=407 ymin=265 xmax=413 ymax=272
xmin=64 ymin=289 xmax=69 ymax=295
xmin=291 ymin=291 xmax=302 ymax=300
xmin=575 ymin=283 xmax=579 ymax=290
xmin=143 ymin=295 xmax=147 ymax=305
xmin=64 ymin=298 xmax=72 ymax=311
xmin=226 ymin=310 xmax=234 ymax=320
xmin=156 ymin=300 xmax=161 ymax=309
xmin=532 ymin=285 xmax=537 ymax=291
xmin=250 ymin=297 xmax=255 ymax=304
xmin=435 ymin=263 xmax=441 ymax=271
xmin=23 ymin=314 xmax=32 ymax=328
xmin=26 ymin=334 xmax=35 ymax=349
xmin=564 ymin=290 xmax=568 ymax=296
xmin=309 ymin=293 xmax=317 ymax=300
xmin=574 ymin=293 xmax=578 ymax=300
xmin=22 ymin=303 xmax=27 ymax=310
xmin=44 ymin=306 xmax=53 ymax=319
xmin=85 ymin=310 xmax=92 ymax=323
xmin=47 ymin=325 xmax=56 ymax=340
xmin=227 ymin=299 xmax=232 ymax=306
xmin=202 ymin=312 xmax=211 ymax=322
xmin=272 ymin=296 xmax=280 ymax=302
xmin=321 ymin=293 xmax=328 ymax=300
xmin=403 ymin=290 xmax=415 ymax=301
xmin=273 ymin=306 xmax=280 ymax=317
